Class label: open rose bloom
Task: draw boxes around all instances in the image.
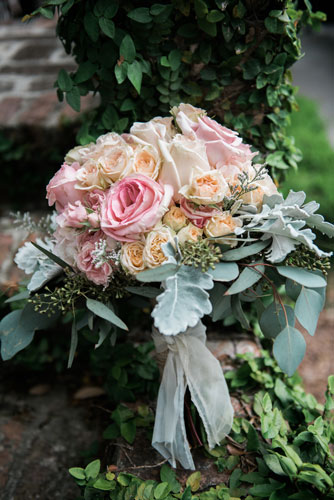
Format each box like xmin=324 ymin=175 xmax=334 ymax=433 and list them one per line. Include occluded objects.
xmin=46 ymin=104 xmax=278 ymax=284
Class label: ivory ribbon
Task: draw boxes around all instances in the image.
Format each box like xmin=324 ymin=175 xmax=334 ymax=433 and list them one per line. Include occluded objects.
xmin=152 ymin=321 xmax=234 ymax=470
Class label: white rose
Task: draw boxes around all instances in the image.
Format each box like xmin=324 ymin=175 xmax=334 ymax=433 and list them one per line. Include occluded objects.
xmin=204 ymin=213 xmax=243 ymax=247
xmin=143 ymin=226 xmax=175 ymax=268
xmin=158 ymin=134 xmax=211 ymax=201
xmin=65 ymin=144 xmax=94 ymax=165
xmin=121 ymin=139 xmax=161 ymax=180
xmin=120 ymin=241 xmax=146 ymax=275
xmin=240 ymin=170 xmax=278 ymax=209
xmin=130 ymin=117 xmax=175 ymax=151
xmin=179 ymin=168 xmax=229 ymax=205
xmin=177 ymin=223 xmax=203 ymax=245
xmin=163 ymin=205 xmax=188 ymax=232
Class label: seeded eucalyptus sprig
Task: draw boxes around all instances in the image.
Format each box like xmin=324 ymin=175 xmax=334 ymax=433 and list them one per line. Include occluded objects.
xmin=285 ymin=246 xmax=331 ymax=276
xmin=180 ymin=239 xmax=222 ymax=272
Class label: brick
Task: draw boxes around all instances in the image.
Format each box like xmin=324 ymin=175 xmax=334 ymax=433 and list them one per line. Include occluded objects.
xmin=0 ymin=62 xmax=76 ymax=75
xmin=0 ymin=81 xmax=14 ymax=92
xmin=29 ymin=76 xmax=56 ymax=91
xmin=0 ymin=97 xmax=22 ymax=123
xmin=17 ymin=92 xmax=59 ymax=125
xmin=13 ymin=42 xmax=56 ymax=60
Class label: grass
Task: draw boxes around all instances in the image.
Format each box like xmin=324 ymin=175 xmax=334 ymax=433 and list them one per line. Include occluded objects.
xmin=282 ymin=95 xmax=334 ymax=224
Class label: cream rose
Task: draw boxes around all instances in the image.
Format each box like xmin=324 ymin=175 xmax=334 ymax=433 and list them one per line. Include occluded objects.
xmin=204 ymin=213 xmax=243 ymax=246
xmin=121 ymin=142 xmax=161 ymax=180
xmin=177 ymin=223 xmax=203 ymax=245
xmin=65 ymin=144 xmax=94 ymax=165
xmin=120 ymin=241 xmax=145 ymax=275
xmin=76 ymin=160 xmax=106 ymax=190
xmin=240 ymin=171 xmax=278 ymax=209
xmin=179 ymin=168 xmax=229 ymax=205
xmin=143 ymin=226 xmax=175 ymax=268
xmin=158 ymin=135 xmax=211 ymax=201
xmin=163 ymin=205 xmax=188 ymax=232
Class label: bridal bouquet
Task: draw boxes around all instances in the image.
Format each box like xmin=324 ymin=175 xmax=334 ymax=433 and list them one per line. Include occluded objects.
xmin=1 ymin=104 xmax=333 ymax=469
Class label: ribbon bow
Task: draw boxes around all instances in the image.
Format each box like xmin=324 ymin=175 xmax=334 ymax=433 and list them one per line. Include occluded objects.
xmin=152 ymin=321 xmax=234 ymax=470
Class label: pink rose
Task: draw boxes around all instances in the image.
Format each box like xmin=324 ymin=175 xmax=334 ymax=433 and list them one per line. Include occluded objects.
xmin=77 ymin=231 xmax=115 ymax=286
xmin=180 ymin=197 xmax=220 ymax=229
xmin=56 ymin=200 xmax=87 ymax=228
xmin=177 ymin=113 xmax=256 ymax=168
xmin=101 ymin=174 xmax=173 ymax=242
xmin=84 ymin=189 xmax=106 ymax=211
xmin=46 ymin=162 xmax=84 ymax=212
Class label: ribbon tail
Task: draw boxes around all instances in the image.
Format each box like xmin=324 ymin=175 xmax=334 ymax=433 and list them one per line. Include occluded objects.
xmin=152 ymin=350 xmax=195 ymax=470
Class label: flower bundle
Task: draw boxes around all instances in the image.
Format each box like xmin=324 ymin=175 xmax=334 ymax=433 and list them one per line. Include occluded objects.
xmin=1 ymin=104 xmax=333 ymax=469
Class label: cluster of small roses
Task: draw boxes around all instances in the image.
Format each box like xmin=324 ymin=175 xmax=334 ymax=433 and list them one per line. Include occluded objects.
xmin=46 ymin=104 xmax=278 ymax=286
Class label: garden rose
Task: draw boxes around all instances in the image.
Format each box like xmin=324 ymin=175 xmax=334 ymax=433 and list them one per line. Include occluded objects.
xmin=180 ymin=198 xmax=220 ymax=229
xmin=177 ymin=223 xmax=203 ymax=245
xmin=56 ymin=200 xmax=87 ymax=228
xmin=158 ymin=135 xmax=211 ymax=200
xmin=204 ymin=213 xmax=243 ymax=242
xmin=130 ymin=117 xmax=175 ymax=150
xmin=53 ymin=226 xmax=79 ymax=267
xmin=179 ymin=168 xmax=229 ymax=205
xmin=101 ymin=174 xmax=173 ymax=242
xmin=163 ymin=205 xmax=188 ymax=232
xmin=240 ymin=172 xmax=278 ymax=208
xmin=143 ymin=226 xmax=175 ymax=268
xmin=120 ymin=241 xmax=145 ymax=274
xmin=76 ymin=160 xmax=106 ymax=191
xmin=65 ymin=143 xmax=94 ymax=165
xmin=122 ymin=141 xmax=161 ymax=180
xmin=176 ymin=111 xmax=256 ymax=167
xmin=46 ymin=162 xmax=84 ymax=212
xmin=77 ymin=231 xmax=116 ymax=286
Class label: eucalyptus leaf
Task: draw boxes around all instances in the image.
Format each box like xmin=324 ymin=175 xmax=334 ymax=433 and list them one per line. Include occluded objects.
xmin=136 ymin=263 xmax=179 ymax=283
xmin=0 ymin=310 xmax=34 ymax=361
xmin=207 ymin=262 xmax=239 ymax=281
xmin=31 ymin=242 xmax=72 ymax=270
xmin=209 ymin=283 xmax=231 ymax=322
xmin=273 ymin=326 xmax=306 ymax=376
xmin=152 ymin=265 xmax=213 ymax=335
xmin=5 ymin=290 xmax=30 ymax=303
xmin=260 ymin=301 xmax=295 ymax=339
xmin=277 ymin=266 xmax=326 ymax=288
xmin=225 ymin=264 xmax=264 ymax=295
xmin=295 ymin=287 xmax=323 ymax=336
xmin=125 ymin=286 xmax=160 ymax=298
xmin=86 ymin=298 xmax=128 ymax=331
xmin=222 ymin=240 xmax=269 ymax=261
xmin=67 ymin=319 xmax=78 ymax=368
xmin=231 ymin=295 xmax=250 ymax=330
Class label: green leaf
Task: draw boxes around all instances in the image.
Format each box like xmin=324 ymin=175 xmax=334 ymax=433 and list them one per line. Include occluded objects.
xmin=263 ymin=454 xmax=286 ymax=476
xmin=242 ymin=59 xmax=261 ymax=80
xmin=207 ymin=10 xmax=225 ymax=22
xmin=198 ymin=17 xmax=217 ymax=36
xmin=168 ymin=50 xmax=181 ymax=71
xmin=57 ymin=69 xmax=73 ymax=91
xmin=86 ymin=299 xmax=128 ymax=331
xmin=84 ymin=12 xmax=99 ymax=42
xmin=186 ymin=472 xmax=201 ymax=492
xmin=136 ymin=263 xmax=179 ymax=283
xmin=0 ymin=310 xmax=34 ymax=361
xmin=207 ymin=262 xmax=239 ymax=282
xmin=120 ymin=420 xmax=136 ymax=444
xmin=85 ymin=459 xmax=101 ymax=480
xmin=125 ymin=286 xmax=160 ymax=298
xmin=209 ymin=283 xmax=231 ymax=322
xmin=93 ymin=478 xmax=115 ymax=491
xmin=103 ymin=423 xmax=120 ymax=440
xmin=120 ymin=34 xmax=136 ymax=63
xmin=229 ymin=468 xmax=242 ymax=488
xmin=74 ymin=61 xmax=97 ymax=83
xmin=225 ymin=264 xmax=264 ymax=295
xmin=127 ymin=60 xmax=143 ymax=93
xmin=260 ymin=302 xmax=295 ymax=339
xmin=66 ymin=86 xmax=81 ymax=112
xmin=154 ymin=482 xmax=171 ymax=499
xmin=67 ymin=318 xmax=78 ymax=368
xmin=231 ymin=295 xmax=250 ymax=330
xmin=194 ymin=0 xmax=208 ymax=18
xmin=295 ymin=287 xmax=323 ymax=336
xmin=222 ymin=240 xmax=269 ymax=261
xmin=160 ymin=465 xmax=181 ymax=493
xmin=127 ymin=7 xmax=152 ymax=23
xmin=152 ymin=265 xmax=213 ymax=335
xmin=69 ymin=467 xmax=86 ymax=480
xmin=99 ymin=17 xmax=115 ymax=38
xmin=273 ymin=326 xmax=306 ymax=376
xmin=249 ymin=483 xmax=283 ymax=497
xmin=114 ymin=63 xmax=128 ymax=84
xmin=247 ymin=424 xmax=260 ymax=452
xmin=181 ymin=486 xmax=192 ymax=500
xmin=277 ymin=266 xmax=326 ymax=288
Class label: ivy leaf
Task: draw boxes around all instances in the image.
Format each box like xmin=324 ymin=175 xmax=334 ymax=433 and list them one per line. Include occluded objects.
xmin=69 ymin=467 xmax=86 ymax=480
xmin=127 ymin=60 xmax=143 ymax=93
xmin=74 ymin=61 xmax=97 ymax=83
xmin=160 ymin=465 xmax=181 ymax=493
xmin=127 ymin=7 xmax=152 ymax=23
xmin=295 ymin=287 xmax=324 ymax=336
xmin=260 ymin=302 xmax=295 ymax=339
xmin=120 ymin=420 xmax=136 ymax=444
xmin=186 ymin=472 xmax=201 ymax=492
xmin=57 ymin=68 xmax=73 ymax=91
xmin=225 ymin=264 xmax=264 ymax=295
xmin=66 ymin=86 xmax=81 ymax=112
xmin=85 ymin=459 xmax=101 ymax=480
xmin=84 ymin=12 xmax=99 ymax=42
xmin=154 ymin=482 xmax=171 ymax=499
xmin=273 ymin=326 xmax=306 ymax=376
xmin=152 ymin=265 xmax=213 ymax=335
xmin=99 ymin=17 xmax=115 ymax=38
xmin=114 ymin=62 xmax=128 ymax=84
xmin=86 ymin=298 xmax=128 ymax=331
xmin=120 ymin=34 xmax=136 ymax=63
